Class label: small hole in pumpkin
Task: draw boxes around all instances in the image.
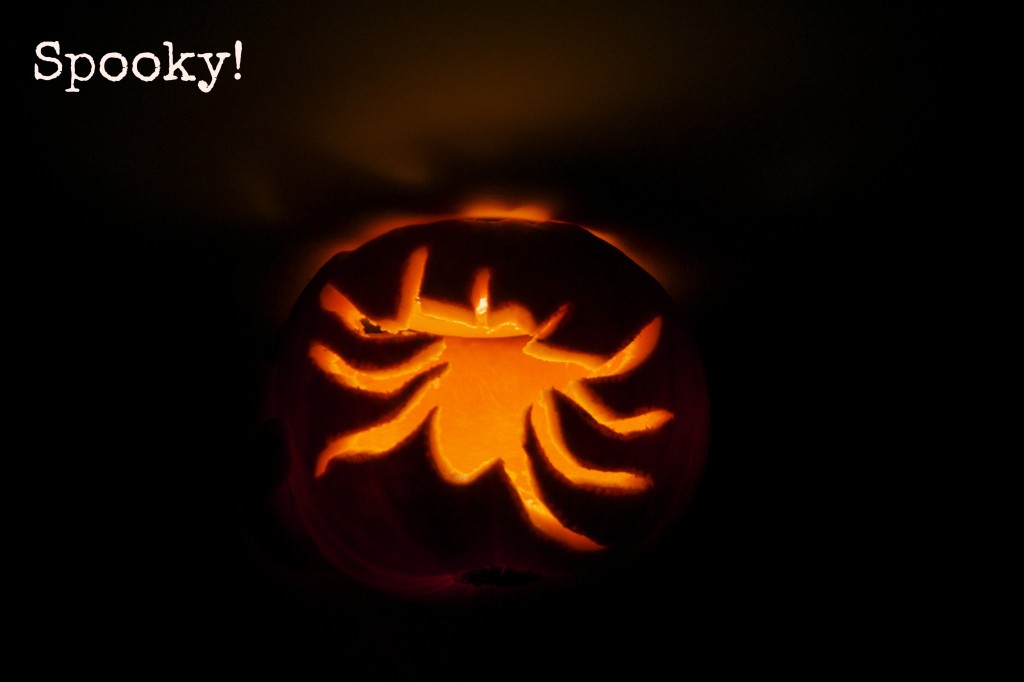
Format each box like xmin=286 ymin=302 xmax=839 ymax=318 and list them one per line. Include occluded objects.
xmin=360 ymin=318 xmax=386 ymax=334
xmin=458 ymin=567 xmax=542 ymax=587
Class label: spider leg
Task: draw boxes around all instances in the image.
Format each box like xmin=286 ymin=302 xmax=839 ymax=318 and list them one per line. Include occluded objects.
xmin=561 ymin=381 xmax=674 ymax=436
xmin=524 ymin=316 xmax=671 ymax=492
xmin=316 ymin=371 xmax=445 ymax=476
xmin=530 ymin=390 xmax=654 ymax=492
xmin=507 ymin=439 xmax=605 ymax=551
xmin=319 ymin=249 xmax=428 ymax=334
xmin=310 ymin=340 xmax=445 ymax=394
xmin=312 ymin=279 xmax=448 ymax=474
xmin=522 ymin=305 xmax=605 ymax=370
xmin=563 ymin=315 xmax=673 ymax=435
xmin=589 ymin=316 xmax=664 ymax=379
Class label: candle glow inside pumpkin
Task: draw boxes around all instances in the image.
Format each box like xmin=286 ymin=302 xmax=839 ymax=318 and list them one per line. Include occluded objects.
xmin=309 ymin=245 xmax=671 ymax=551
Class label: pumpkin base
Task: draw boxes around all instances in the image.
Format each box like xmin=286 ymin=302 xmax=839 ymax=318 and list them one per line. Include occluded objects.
xmin=456 ymin=567 xmax=543 ymax=588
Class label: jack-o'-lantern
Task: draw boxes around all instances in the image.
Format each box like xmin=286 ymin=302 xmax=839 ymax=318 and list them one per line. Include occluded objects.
xmin=268 ymin=217 xmax=708 ymax=599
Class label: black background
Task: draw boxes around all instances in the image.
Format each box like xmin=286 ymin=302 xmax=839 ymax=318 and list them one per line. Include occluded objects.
xmin=13 ymin=2 xmax=958 ymax=673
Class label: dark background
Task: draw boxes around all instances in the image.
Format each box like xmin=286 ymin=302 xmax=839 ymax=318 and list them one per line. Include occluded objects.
xmin=13 ymin=1 xmax=957 ymax=673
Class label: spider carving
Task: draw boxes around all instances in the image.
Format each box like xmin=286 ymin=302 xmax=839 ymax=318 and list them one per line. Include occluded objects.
xmin=309 ymin=246 xmax=673 ymax=551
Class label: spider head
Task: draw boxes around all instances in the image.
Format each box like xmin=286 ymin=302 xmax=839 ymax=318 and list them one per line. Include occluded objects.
xmin=335 ymin=246 xmax=572 ymax=341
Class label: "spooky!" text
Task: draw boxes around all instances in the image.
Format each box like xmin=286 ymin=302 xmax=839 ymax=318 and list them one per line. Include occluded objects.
xmin=34 ymin=40 xmax=242 ymax=93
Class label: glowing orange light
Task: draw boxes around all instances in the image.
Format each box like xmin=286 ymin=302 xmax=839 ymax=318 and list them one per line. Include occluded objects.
xmin=310 ymin=246 xmax=671 ymax=551
xmin=459 ymin=201 xmax=552 ymax=222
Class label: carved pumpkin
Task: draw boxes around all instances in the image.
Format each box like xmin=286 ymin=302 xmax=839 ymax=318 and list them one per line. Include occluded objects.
xmin=269 ymin=217 xmax=708 ymax=598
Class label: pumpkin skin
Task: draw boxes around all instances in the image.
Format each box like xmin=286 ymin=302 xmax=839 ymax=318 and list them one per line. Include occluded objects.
xmin=268 ymin=217 xmax=708 ymax=598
